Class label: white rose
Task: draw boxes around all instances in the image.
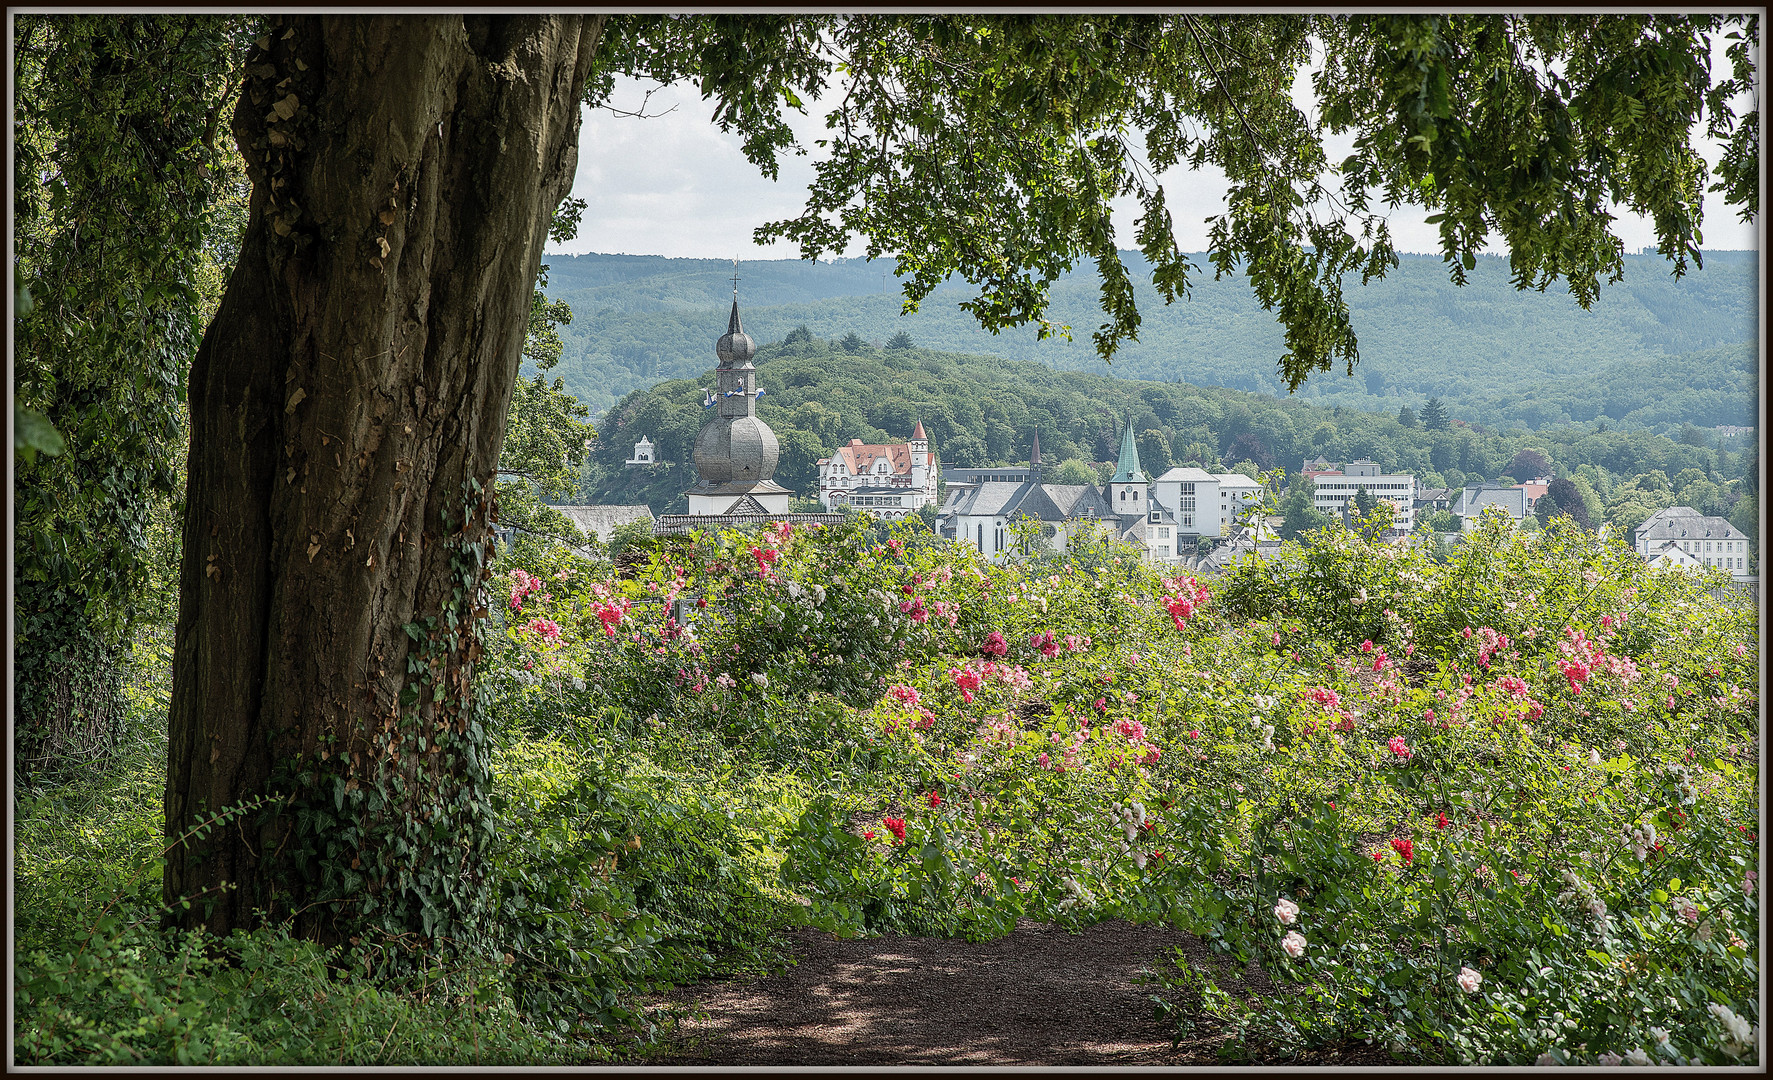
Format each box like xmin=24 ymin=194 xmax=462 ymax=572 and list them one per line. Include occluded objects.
xmin=1623 ymin=1048 xmax=1651 ymax=1066
xmin=1597 ymin=1052 xmax=1622 ymax=1066
xmin=751 ymin=672 xmax=769 ymax=688
xmin=1280 ymin=930 xmax=1306 ymax=958
xmin=1457 ymin=966 xmax=1482 ymax=993
xmin=1274 ymin=897 xmax=1300 ymax=925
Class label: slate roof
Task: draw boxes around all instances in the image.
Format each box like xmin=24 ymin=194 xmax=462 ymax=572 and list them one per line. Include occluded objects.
xmin=1456 ymin=485 xmax=1528 ymax=518
xmin=1638 ymin=508 xmax=1746 ymax=542
xmin=550 ymin=504 xmax=654 ymax=542
xmin=940 ymin=481 xmax=1116 ymax=522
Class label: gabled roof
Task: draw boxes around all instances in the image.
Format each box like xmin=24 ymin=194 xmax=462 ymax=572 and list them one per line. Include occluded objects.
xmin=941 ymin=481 xmax=1029 ymax=518
xmin=1638 ymin=511 xmax=1746 ymax=541
xmin=941 ymin=481 xmax=1114 ymax=522
xmin=1647 ymin=540 xmax=1704 ymax=568
xmin=818 ymin=438 xmax=916 ymax=476
xmin=1456 ymin=486 xmax=1528 ymax=516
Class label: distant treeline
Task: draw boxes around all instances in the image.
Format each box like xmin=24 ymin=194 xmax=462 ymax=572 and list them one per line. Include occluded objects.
xmin=577 ymin=334 xmax=1757 ymax=559
xmin=541 ymin=249 xmax=1758 ymax=433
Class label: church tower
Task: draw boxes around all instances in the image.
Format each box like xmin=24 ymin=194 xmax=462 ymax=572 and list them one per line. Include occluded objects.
xmin=684 ymin=286 xmax=793 ymax=515
xmin=1108 ymin=419 xmax=1148 ymax=516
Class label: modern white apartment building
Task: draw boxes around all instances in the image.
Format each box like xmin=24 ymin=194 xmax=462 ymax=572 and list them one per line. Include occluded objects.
xmin=1216 ymin=473 xmax=1265 ymax=532
xmin=1150 ymin=467 xmax=1219 ymax=537
xmin=1149 ymin=468 xmax=1270 ymax=541
xmin=1312 ymin=460 xmax=1416 ymax=534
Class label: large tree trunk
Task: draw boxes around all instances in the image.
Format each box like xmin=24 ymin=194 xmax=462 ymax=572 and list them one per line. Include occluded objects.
xmin=165 ymin=14 xmax=602 ymax=949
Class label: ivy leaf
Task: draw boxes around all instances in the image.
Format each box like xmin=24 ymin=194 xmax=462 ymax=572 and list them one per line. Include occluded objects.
xmin=15 ymin=405 xmax=66 ymax=464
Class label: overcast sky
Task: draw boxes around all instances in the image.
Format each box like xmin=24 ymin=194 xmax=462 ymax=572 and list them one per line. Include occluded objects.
xmin=551 ymin=37 xmax=1759 ymax=262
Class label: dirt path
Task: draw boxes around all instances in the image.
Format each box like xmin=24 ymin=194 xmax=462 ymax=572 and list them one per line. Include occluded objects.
xmin=644 ymin=919 xmax=1398 ymax=1066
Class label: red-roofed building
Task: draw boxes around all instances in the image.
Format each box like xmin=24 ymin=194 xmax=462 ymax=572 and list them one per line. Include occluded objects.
xmin=1514 ymin=478 xmax=1551 ymax=513
xmin=816 ymin=422 xmax=941 ymax=517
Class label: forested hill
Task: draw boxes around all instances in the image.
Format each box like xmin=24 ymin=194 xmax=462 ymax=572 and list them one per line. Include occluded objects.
xmin=542 ymin=249 xmax=1758 ymax=432
xmin=581 ymin=334 xmax=1751 ymax=541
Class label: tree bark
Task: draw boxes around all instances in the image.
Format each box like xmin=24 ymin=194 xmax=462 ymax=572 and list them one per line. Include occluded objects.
xmin=165 ymin=14 xmax=602 ymax=948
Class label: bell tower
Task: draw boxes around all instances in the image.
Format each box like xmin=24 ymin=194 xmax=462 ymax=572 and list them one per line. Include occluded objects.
xmin=1109 ymin=419 xmax=1148 ymax=516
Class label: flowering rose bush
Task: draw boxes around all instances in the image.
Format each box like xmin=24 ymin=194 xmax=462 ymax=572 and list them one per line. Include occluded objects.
xmin=480 ymin=509 xmax=1754 ymax=1064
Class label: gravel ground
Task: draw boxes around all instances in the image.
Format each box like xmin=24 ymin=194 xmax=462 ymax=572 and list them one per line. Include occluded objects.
xmin=640 ymin=919 xmax=1403 ymax=1066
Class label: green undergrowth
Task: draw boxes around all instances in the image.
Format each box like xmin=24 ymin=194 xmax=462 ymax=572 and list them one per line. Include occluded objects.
xmin=15 ymin=514 xmax=1760 ymax=1065
xmin=13 ymin=719 xmax=813 ymax=1064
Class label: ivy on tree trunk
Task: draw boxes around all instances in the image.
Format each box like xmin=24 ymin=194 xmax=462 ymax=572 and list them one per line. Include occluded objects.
xmin=164 ymin=14 xmax=603 ymax=952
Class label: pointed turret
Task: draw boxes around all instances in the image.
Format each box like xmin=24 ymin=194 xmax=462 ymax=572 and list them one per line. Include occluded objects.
xmin=1108 ymin=419 xmax=1149 ymax=519
xmin=912 ymin=419 xmax=927 ymax=441
xmin=1111 ymin=420 xmax=1145 ymax=483
xmin=1029 ymin=429 xmax=1043 ymax=484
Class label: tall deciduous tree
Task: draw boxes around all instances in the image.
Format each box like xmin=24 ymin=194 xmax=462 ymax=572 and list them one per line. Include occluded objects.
xmin=1536 ymin=477 xmax=1595 ymax=530
xmin=165 ymin=14 xmax=602 ymax=944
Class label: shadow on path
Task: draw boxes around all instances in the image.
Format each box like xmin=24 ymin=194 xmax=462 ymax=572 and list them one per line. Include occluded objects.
xmin=649 ymin=919 xmax=1201 ymax=1066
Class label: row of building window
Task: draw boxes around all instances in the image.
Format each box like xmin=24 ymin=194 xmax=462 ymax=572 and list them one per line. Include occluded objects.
xmin=1678 ymin=539 xmax=1746 ymax=553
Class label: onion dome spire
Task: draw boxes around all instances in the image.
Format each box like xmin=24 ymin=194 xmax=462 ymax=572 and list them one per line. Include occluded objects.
xmin=715 ymin=263 xmax=756 ymax=368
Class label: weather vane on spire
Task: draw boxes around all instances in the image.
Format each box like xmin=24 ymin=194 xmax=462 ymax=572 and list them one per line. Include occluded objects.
xmin=731 ymin=257 xmax=740 ymax=301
